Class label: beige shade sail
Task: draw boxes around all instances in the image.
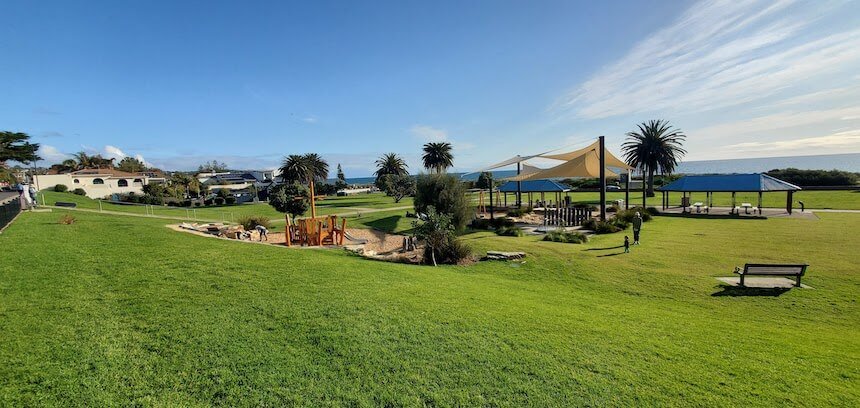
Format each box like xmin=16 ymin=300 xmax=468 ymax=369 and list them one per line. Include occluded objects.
xmin=541 ymin=140 xmax=633 ymax=170
xmin=516 ymin=149 xmax=620 ymax=181
xmin=477 ymin=154 xmax=540 ymax=172
xmin=502 ymin=163 xmax=543 ymax=180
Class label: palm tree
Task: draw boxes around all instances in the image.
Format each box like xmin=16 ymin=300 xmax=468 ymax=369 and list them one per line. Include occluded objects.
xmin=422 ymin=142 xmax=453 ymax=174
xmin=374 ymin=153 xmax=409 ymax=179
xmin=279 ymin=153 xmax=329 ymax=218
xmin=622 ymin=120 xmax=686 ymax=197
xmin=72 ymin=152 xmax=93 ymax=169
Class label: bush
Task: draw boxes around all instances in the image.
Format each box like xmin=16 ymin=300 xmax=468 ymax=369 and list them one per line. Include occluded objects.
xmin=238 ymin=215 xmax=271 ymax=231
xmin=58 ymin=214 xmax=76 ymax=225
xmin=193 ymin=202 xmax=201 ymax=207
xmin=53 ymin=184 xmax=68 ymax=192
xmin=767 ymin=168 xmax=859 ymax=186
xmin=225 ymin=196 xmax=237 ymax=205
xmin=645 ymin=207 xmax=660 ymax=216
xmin=495 ymin=225 xmax=524 ymax=237
xmin=506 ymin=206 xmax=533 ymax=217
xmin=543 ymin=229 xmax=589 ymax=244
xmin=414 ymin=174 xmax=471 ymax=233
xmin=582 ymin=219 xmax=623 ymax=234
xmin=423 ymin=238 xmax=473 ymax=265
xmin=615 ymin=207 xmax=653 ymax=224
xmin=268 ymin=183 xmax=310 ymax=222
xmin=72 ymin=188 xmax=86 ymax=196
xmin=470 ymin=217 xmax=515 ymax=230
xmin=214 ymin=197 xmax=225 ymax=205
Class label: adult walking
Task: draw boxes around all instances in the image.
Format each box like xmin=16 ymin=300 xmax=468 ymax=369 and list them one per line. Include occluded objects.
xmin=632 ymin=211 xmax=643 ymax=245
xmin=28 ymin=185 xmax=38 ymax=208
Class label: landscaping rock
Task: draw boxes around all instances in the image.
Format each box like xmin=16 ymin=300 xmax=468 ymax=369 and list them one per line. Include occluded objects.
xmin=483 ymin=251 xmax=526 ymax=261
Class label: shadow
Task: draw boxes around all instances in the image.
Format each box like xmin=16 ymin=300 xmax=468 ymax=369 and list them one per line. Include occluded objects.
xmin=657 ymin=213 xmax=767 ymax=220
xmin=585 ymin=245 xmax=624 ymax=251
xmin=711 ymin=285 xmax=792 ymax=297
xmin=364 ymin=215 xmax=403 ymax=234
xmin=597 ymin=252 xmax=625 ymax=257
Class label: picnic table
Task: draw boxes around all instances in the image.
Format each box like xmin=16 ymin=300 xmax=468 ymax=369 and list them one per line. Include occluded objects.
xmin=692 ymin=202 xmax=704 ymax=213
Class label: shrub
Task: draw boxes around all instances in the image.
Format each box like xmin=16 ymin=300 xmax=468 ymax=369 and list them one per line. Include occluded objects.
xmin=615 ymin=207 xmax=653 ymax=224
xmin=581 ymin=219 xmax=623 ymax=234
xmin=645 ymin=207 xmax=660 ymax=216
xmin=193 ymin=202 xmax=201 ymax=207
xmin=238 ymin=215 xmax=271 ymax=231
xmin=506 ymin=206 xmax=533 ymax=217
xmin=495 ymin=225 xmax=524 ymax=237
xmin=225 ymin=196 xmax=237 ymax=205
xmin=72 ymin=188 xmax=86 ymax=196
xmin=423 ymin=238 xmax=473 ymax=265
xmin=470 ymin=217 xmax=515 ymax=230
xmin=214 ymin=197 xmax=225 ymax=205
xmin=543 ymin=229 xmax=589 ymax=244
xmin=269 ymin=183 xmax=310 ymax=222
xmin=413 ymin=206 xmax=472 ymax=265
xmin=58 ymin=214 xmax=76 ymax=225
xmin=54 ymin=184 xmax=68 ymax=192
xmin=414 ymin=174 xmax=471 ymax=233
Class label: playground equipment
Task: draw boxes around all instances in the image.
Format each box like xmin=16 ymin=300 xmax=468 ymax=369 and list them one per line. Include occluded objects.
xmin=285 ymin=215 xmax=346 ymax=246
xmin=543 ymin=204 xmax=593 ymax=227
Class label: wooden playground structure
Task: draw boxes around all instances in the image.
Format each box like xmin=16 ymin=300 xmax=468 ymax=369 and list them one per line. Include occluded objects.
xmin=285 ymin=214 xmax=347 ymax=246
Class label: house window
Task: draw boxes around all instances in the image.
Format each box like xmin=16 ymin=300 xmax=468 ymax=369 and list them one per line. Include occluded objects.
xmin=133 ymin=178 xmax=143 ymax=185
xmin=93 ymin=178 xmax=104 ymax=185
xmin=73 ymin=179 xmax=80 ymax=184
xmin=117 ymin=179 xmax=128 ymax=187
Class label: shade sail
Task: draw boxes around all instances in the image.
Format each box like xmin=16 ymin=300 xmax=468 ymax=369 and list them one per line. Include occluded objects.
xmin=541 ymin=140 xmax=633 ymax=170
xmin=658 ymin=174 xmax=802 ymax=192
xmin=478 ymin=154 xmax=540 ymax=172
xmin=515 ymin=149 xmax=619 ymax=181
xmin=498 ymin=180 xmax=569 ymax=193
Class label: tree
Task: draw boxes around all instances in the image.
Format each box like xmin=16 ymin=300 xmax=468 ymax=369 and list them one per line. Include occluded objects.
xmin=169 ymin=173 xmax=201 ymax=198
xmin=374 ymin=153 xmax=408 ymax=182
xmin=71 ymin=152 xmax=114 ymax=169
xmin=117 ymin=157 xmax=147 ymax=173
xmin=413 ymin=206 xmax=454 ymax=267
xmin=622 ymin=120 xmax=686 ymax=197
xmin=268 ymin=183 xmax=310 ymax=224
xmin=421 ymin=142 xmax=453 ymax=174
xmin=197 ymin=160 xmax=228 ymax=173
xmin=1 ymin=131 xmax=41 ymax=165
xmin=414 ymin=174 xmax=471 ymax=233
xmin=379 ymin=174 xmax=415 ymax=203
xmin=476 ymin=171 xmax=494 ymax=190
xmin=72 ymin=152 xmax=93 ymax=169
xmin=279 ymin=153 xmax=328 ymax=218
xmin=336 ymin=164 xmax=346 ymax=182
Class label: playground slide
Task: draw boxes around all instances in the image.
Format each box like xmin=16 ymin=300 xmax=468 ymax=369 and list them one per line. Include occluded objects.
xmin=341 ymin=230 xmax=368 ymax=244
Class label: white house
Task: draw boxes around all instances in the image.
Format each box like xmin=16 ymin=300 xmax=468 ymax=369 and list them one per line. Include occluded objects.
xmin=35 ymin=169 xmax=166 ymax=198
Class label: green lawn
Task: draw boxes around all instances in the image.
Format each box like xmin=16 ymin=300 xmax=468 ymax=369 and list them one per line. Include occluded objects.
xmin=38 ymin=190 xmax=412 ymax=223
xmin=1 ymin=210 xmax=857 ymax=406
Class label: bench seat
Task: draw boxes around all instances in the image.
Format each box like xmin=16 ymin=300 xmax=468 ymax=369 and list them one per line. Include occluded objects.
xmin=734 ymin=263 xmax=808 ymax=287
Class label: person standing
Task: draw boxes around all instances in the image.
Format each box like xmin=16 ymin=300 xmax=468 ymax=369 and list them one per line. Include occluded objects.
xmin=624 ymin=235 xmax=630 ymax=253
xmin=28 ymin=185 xmax=38 ymax=208
xmin=632 ymin=211 xmax=643 ymax=245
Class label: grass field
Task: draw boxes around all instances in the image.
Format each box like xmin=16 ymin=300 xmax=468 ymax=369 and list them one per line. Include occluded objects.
xmin=1 ymin=209 xmax=857 ymax=406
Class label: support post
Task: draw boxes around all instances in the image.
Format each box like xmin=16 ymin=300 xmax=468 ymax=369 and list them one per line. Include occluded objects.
xmin=786 ymin=191 xmax=793 ymax=214
xmin=599 ymin=136 xmax=606 ymax=221
xmin=625 ymin=170 xmax=630 ymax=210
xmin=516 ymin=162 xmax=522 ymax=208
xmin=758 ymin=192 xmax=763 ymax=215
xmin=309 ymin=179 xmax=316 ymax=219
xmin=732 ymin=192 xmax=736 ymax=214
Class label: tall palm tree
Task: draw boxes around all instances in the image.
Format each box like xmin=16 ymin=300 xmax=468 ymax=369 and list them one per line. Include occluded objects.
xmin=421 ymin=142 xmax=453 ymax=174
xmin=72 ymin=152 xmax=93 ymax=169
xmin=279 ymin=153 xmax=329 ymax=218
xmin=622 ymin=120 xmax=686 ymax=197
xmin=374 ymin=153 xmax=409 ymax=179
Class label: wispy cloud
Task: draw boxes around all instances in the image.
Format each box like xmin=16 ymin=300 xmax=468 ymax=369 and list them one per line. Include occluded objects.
xmin=410 ymin=125 xmax=448 ymax=142
xmin=693 ymin=106 xmax=860 ymax=139
xmin=36 ymin=145 xmax=71 ymax=163
xmin=302 ymin=116 xmax=318 ymax=124
xmin=555 ymin=0 xmax=860 ymax=119
xmin=723 ymin=129 xmax=860 ymax=152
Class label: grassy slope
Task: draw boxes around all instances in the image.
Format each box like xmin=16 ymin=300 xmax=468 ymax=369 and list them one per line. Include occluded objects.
xmin=0 ymin=210 xmax=857 ymax=406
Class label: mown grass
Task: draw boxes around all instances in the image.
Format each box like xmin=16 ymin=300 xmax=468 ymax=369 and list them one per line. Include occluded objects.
xmin=0 ymin=209 xmax=857 ymax=406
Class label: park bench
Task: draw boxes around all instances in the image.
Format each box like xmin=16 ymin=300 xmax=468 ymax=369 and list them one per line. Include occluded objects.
xmin=733 ymin=263 xmax=808 ymax=287
xmin=54 ymin=202 xmax=77 ymax=208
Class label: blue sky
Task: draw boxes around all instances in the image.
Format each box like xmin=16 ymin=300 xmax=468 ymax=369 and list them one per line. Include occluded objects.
xmin=2 ymin=0 xmax=859 ymax=176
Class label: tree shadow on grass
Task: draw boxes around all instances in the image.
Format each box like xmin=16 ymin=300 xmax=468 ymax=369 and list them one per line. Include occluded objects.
xmin=363 ymin=215 xmax=403 ymax=234
xmin=711 ymin=285 xmax=792 ymax=297
xmin=597 ymin=252 xmax=625 ymax=257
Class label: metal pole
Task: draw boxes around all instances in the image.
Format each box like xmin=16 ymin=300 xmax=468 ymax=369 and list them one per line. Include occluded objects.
xmin=625 ymin=169 xmax=630 ymax=210
xmin=641 ymin=169 xmax=646 ymax=209
xmin=599 ymin=136 xmax=606 ymax=221
xmin=516 ymin=161 xmax=522 ymax=208
xmin=99 ymin=200 xmax=102 ymax=212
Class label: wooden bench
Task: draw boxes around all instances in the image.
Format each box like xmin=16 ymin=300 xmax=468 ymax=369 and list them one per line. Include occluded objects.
xmin=733 ymin=263 xmax=808 ymax=287
xmin=54 ymin=201 xmax=77 ymax=208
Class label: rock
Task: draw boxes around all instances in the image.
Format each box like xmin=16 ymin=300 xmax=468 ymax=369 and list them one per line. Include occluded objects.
xmin=483 ymin=251 xmax=526 ymax=261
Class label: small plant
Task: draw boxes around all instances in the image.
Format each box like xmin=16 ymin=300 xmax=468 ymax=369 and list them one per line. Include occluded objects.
xmin=238 ymin=215 xmax=271 ymax=231
xmin=54 ymin=184 xmax=68 ymax=193
xmin=58 ymin=214 xmax=76 ymax=225
xmin=214 ymin=197 xmax=225 ymax=205
xmin=581 ymin=219 xmax=623 ymax=234
xmin=543 ymin=229 xmax=589 ymax=243
xmin=495 ymin=225 xmax=524 ymax=237
xmin=72 ymin=188 xmax=86 ymax=196
xmin=413 ymin=206 xmax=472 ymax=266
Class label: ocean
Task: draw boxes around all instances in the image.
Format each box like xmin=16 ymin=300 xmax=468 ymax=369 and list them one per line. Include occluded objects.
xmin=341 ymin=153 xmax=860 ymax=184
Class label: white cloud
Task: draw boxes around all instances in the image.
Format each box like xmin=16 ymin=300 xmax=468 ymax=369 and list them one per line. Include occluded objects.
xmin=723 ymin=129 xmax=860 ymax=152
xmin=36 ymin=145 xmax=71 ymax=163
xmin=555 ymin=0 xmax=860 ymax=119
xmin=410 ymin=125 xmax=448 ymax=142
xmin=693 ymin=106 xmax=860 ymax=139
xmin=302 ymin=116 xmax=318 ymax=124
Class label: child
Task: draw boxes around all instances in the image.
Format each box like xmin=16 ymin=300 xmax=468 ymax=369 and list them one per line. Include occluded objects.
xmin=624 ymin=235 xmax=630 ymax=253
